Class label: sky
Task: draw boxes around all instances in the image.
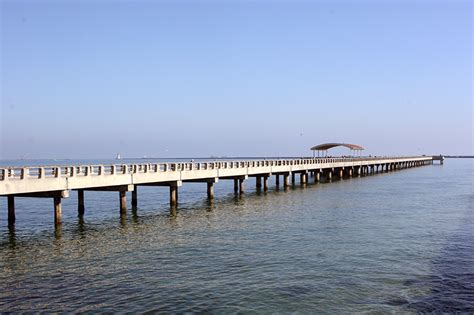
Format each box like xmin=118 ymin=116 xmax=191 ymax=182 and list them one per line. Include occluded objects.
xmin=0 ymin=0 xmax=472 ymax=159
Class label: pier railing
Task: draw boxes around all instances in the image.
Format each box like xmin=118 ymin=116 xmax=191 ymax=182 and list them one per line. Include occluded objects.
xmin=0 ymin=156 xmax=429 ymax=182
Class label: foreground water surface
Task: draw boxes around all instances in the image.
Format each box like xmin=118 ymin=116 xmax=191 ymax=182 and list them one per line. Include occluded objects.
xmin=0 ymin=158 xmax=472 ymax=312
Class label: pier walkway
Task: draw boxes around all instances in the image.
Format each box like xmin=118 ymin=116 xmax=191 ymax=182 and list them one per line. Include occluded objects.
xmin=1 ymin=156 xmax=433 ymax=225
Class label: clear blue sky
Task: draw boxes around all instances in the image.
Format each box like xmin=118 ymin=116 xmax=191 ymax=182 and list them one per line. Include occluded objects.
xmin=1 ymin=0 xmax=472 ymax=159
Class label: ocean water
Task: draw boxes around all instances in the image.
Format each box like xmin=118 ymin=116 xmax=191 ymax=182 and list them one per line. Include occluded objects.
xmin=0 ymin=158 xmax=472 ymax=313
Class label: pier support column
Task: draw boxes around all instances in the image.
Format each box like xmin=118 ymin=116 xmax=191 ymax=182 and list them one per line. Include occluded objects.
xmin=207 ymin=181 xmax=214 ymax=200
xmin=234 ymin=179 xmax=238 ymax=193
xmin=291 ymin=173 xmax=295 ymax=185
xmin=7 ymin=196 xmax=15 ymax=225
xmin=357 ymin=167 xmax=361 ymax=177
xmin=284 ymin=174 xmax=290 ymax=188
xmin=119 ymin=191 xmax=127 ymax=213
xmin=54 ymin=197 xmax=62 ymax=225
xmin=239 ymin=178 xmax=245 ymax=194
xmin=78 ymin=190 xmax=85 ymax=217
xmin=263 ymin=175 xmax=269 ymax=191
xmin=275 ymin=175 xmax=280 ymax=187
xmin=170 ymin=185 xmax=178 ymax=207
xmin=339 ymin=169 xmax=344 ymax=179
xmin=300 ymin=173 xmax=307 ymax=185
xmin=315 ymin=172 xmax=320 ymax=183
xmin=349 ymin=169 xmax=353 ymax=177
xmin=132 ymin=186 xmax=138 ymax=207
xmin=256 ymin=176 xmax=262 ymax=189
xmin=328 ymin=171 xmax=332 ymax=181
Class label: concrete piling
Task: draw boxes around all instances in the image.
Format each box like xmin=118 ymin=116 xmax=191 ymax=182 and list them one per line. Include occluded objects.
xmin=284 ymin=174 xmax=290 ymax=187
xmin=8 ymin=196 xmax=15 ymax=225
xmin=300 ymin=173 xmax=307 ymax=185
xmin=263 ymin=175 xmax=269 ymax=191
xmin=78 ymin=190 xmax=85 ymax=216
xmin=54 ymin=197 xmax=62 ymax=225
xmin=170 ymin=185 xmax=178 ymax=207
xmin=119 ymin=191 xmax=127 ymax=213
xmin=132 ymin=186 xmax=138 ymax=207
xmin=234 ymin=179 xmax=238 ymax=193
xmin=207 ymin=181 xmax=214 ymax=200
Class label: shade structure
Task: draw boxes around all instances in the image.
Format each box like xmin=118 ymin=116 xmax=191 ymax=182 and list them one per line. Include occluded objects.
xmin=310 ymin=143 xmax=364 ymax=151
xmin=310 ymin=143 xmax=364 ymax=157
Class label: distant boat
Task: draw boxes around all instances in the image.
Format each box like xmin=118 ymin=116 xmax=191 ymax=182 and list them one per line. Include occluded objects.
xmin=116 ymin=153 xmax=122 ymax=160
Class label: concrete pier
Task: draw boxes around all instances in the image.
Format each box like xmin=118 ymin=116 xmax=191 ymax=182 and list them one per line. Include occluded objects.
xmin=263 ymin=175 xmax=269 ymax=191
xmin=54 ymin=197 xmax=61 ymax=225
xmin=239 ymin=178 xmax=245 ymax=194
xmin=78 ymin=189 xmax=85 ymax=216
xmin=0 ymin=156 xmax=434 ymax=225
xmin=132 ymin=186 xmax=138 ymax=207
xmin=284 ymin=174 xmax=290 ymax=187
xmin=170 ymin=185 xmax=178 ymax=207
xmin=8 ymin=196 xmax=15 ymax=225
xmin=119 ymin=191 xmax=127 ymax=213
xmin=300 ymin=173 xmax=307 ymax=185
xmin=315 ymin=172 xmax=320 ymax=183
xmin=207 ymin=181 xmax=214 ymax=200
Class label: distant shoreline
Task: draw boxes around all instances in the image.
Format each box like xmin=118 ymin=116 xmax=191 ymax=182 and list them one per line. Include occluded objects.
xmin=445 ymin=156 xmax=474 ymax=158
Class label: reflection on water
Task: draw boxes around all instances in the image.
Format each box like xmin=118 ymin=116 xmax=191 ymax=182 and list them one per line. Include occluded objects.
xmin=0 ymin=159 xmax=473 ymax=312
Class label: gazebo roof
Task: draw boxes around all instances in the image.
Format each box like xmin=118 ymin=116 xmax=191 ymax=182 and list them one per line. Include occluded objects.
xmin=310 ymin=143 xmax=364 ymax=151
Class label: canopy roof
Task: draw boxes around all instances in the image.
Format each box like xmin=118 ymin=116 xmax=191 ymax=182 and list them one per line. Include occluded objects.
xmin=310 ymin=143 xmax=364 ymax=151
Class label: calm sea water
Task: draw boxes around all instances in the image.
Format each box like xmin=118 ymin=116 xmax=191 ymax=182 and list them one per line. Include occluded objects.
xmin=0 ymin=158 xmax=472 ymax=313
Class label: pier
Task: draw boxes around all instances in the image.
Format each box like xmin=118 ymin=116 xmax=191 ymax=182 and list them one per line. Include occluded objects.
xmin=1 ymin=156 xmax=434 ymax=226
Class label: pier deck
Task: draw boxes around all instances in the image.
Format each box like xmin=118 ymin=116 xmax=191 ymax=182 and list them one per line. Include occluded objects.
xmin=1 ymin=156 xmax=433 ymax=225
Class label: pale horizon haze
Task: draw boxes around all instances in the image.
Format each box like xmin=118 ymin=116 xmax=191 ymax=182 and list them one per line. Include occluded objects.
xmin=1 ymin=0 xmax=473 ymax=159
